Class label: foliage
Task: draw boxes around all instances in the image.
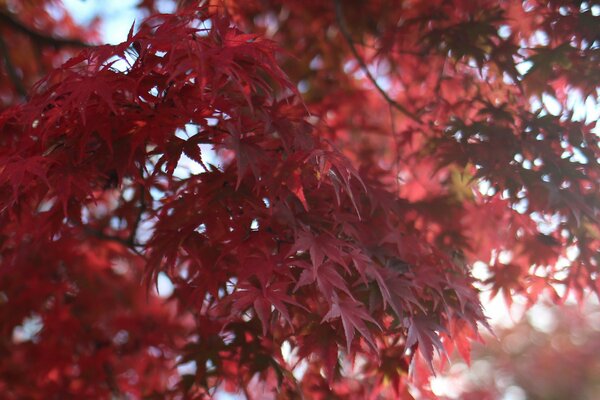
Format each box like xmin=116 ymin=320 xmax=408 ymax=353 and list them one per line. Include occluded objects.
xmin=0 ymin=0 xmax=598 ymax=398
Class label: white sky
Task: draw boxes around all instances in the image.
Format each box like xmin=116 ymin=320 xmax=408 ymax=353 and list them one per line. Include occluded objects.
xmin=63 ymin=0 xmax=177 ymax=44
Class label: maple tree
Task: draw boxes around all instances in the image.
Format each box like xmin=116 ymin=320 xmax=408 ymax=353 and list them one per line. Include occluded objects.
xmin=0 ymin=0 xmax=598 ymax=398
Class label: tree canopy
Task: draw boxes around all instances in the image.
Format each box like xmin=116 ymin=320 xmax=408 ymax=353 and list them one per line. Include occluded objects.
xmin=0 ymin=0 xmax=598 ymax=398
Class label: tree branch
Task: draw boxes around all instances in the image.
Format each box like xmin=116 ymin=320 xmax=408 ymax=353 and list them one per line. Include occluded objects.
xmin=82 ymin=225 xmax=147 ymax=260
xmin=103 ymin=363 xmax=124 ymax=399
xmin=128 ymin=183 xmax=148 ymax=246
xmin=242 ymin=384 xmax=253 ymax=400
xmin=0 ymin=35 xmax=27 ymax=98
xmin=0 ymin=10 xmax=92 ymax=48
xmin=333 ymin=0 xmax=421 ymax=124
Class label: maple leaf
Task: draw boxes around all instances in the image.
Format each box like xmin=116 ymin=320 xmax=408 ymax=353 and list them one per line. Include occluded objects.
xmin=406 ymin=316 xmax=448 ymax=373
xmin=351 ymin=250 xmax=420 ymax=318
xmin=484 ymin=262 xmax=525 ymax=307
xmin=289 ymin=230 xmax=348 ymax=270
xmin=228 ymin=281 xmax=301 ymax=336
xmin=311 ymin=149 xmax=367 ymax=219
xmin=288 ymin=169 xmax=309 ymax=211
xmin=323 ymin=298 xmax=381 ymax=353
xmin=0 ymin=155 xmax=52 ymax=208
xmin=224 ymin=121 xmax=264 ymax=189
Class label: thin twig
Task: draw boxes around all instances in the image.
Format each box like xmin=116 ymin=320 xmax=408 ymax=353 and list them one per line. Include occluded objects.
xmin=82 ymin=225 xmax=147 ymax=260
xmin=389 ymin=103 xmax=401 ymax=195
xmin=0 ymin=10 xmax=92 ymax=48
xmin=0 ymin=35 xmax=27 ymax=98
xmin=333 ymin=0 xmax=421 ymax=124
xmin=128 ymin=194 xmax=146 ymax=245
xmin=242 ymin=384 xmax=253 ymax=400
xmin=434 ymin=58 xmax=448 ymax=96
xmin=128 ymin=180 xmax=148 ymax=246
xmin=103 ymin=363 xmax=123 ymax=399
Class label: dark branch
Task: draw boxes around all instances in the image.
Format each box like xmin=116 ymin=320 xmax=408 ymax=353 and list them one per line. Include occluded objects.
xmin=128 ymin=182 xmax=148 ymax=246
xmin=103 ymin=363 xmax=123 ymax=399
xmin=333 ymin=0 xmax=421 ymax=124
xmin=242 ymin=384 xmax=253 ymax=400
xmin=82 ymin=225 xmax=147 ymax=260
xmin=0 ymin=10 xmax=93 ymax=48
xmin=0 ymin=36 xmax=27 ymax=98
